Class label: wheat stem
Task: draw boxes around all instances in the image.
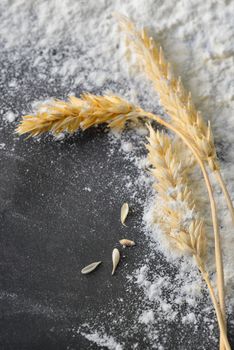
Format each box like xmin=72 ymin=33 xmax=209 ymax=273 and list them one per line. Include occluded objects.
xmin=142 ymin=111 xmax=227 ymax=347
xmin=215 ymin=170 xmax=234 ymax=225
xmin=194 ymin=256 xmax=230 ymax=350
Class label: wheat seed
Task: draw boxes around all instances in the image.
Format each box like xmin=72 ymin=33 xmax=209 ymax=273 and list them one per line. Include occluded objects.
xmin=119 ymin=239 xmax=135 ymax=247
xmin=81 ymin=261 xmax=102 ymax=274
xmin=121 ymin=202 xmax=129 ymax=226
xmin=112 ymin=248 xmax=120 ymax=275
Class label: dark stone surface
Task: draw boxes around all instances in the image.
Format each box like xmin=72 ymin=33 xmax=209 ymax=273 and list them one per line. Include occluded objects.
xmin=0 ymin=47 xmax=234 ymax=350
xmin=0 ymin=125 xmax=138 ymax=350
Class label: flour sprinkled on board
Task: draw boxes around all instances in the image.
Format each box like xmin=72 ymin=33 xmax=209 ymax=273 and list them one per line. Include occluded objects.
xmin=3 ymin=111 xmax=16 ymax=123
xmin=81 ymin=330 xmax=124 ymax=350
xmin=1 ymin=0 xmax=234 ymax=348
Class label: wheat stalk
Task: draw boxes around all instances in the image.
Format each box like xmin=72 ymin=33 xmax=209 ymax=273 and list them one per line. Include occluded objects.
xmin=16 ymin=94 xmax=144 ymax=137
xmin=117 ymin=14 xmax=234 ymax=225
xmin=146 ymin=124 xmax=230 ymax=350
xmin=16 ymin=98 xmax=226 ymax=323
xmin=117 ymin=16 xmax=231 ymax=349
xmin=17 ymin=94 xmax=229 ymax=347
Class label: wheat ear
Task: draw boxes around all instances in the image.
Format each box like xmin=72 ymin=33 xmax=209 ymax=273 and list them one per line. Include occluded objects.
xmin=117 ymin=14 xmax=234 ymax=227
xmin=146 ymin=124 xmax=230 ymax=350
xmin=16 ymin=94 xmax=144 ymax=137
xmin=144 ymin=112 xmax=226 ymax=349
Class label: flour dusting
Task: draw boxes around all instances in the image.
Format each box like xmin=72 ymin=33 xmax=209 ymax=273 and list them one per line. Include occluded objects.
xmin=0 ymin=0 xmax=233 ymax=349
xmin=81 ymin=330 xmax=123 ymax=350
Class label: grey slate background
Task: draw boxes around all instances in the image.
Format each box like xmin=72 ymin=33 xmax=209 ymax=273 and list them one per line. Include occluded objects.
xmin=0 ymin=45 xmax=234 ymax=350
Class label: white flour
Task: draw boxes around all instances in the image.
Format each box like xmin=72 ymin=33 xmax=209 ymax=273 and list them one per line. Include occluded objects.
xmin=1 ymin=0 xmax=234 ymax=348
xmin=81 ymin=330 xmax=123 ymax=350
xmin=3 ymin=111 xmax=16 ymax=123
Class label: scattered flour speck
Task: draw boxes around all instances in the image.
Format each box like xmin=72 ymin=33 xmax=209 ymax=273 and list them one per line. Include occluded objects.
xmin=139 ymin=310 xmax=155 ymax=324
xmin=3 ymin=111 xmax=16 ymax=123
xmin=84 ymin=187 xmax=92 ymax=192
xmin=81 ymin=330 xmax=123 ymax=350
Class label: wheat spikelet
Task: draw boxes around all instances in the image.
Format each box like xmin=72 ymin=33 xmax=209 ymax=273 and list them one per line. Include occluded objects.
xmin=146 ymin=124 xmax=230 ymax=349
xmin=117 ymin=15 xmax=218 ymax=171
xmin=172 ymin=137 xmax=196 ymax=172
xmin=16 ymin=94 xmax=144 ymax=137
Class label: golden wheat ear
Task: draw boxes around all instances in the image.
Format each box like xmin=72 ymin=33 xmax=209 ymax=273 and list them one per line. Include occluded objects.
xmin=146 ymin=124 xmax=230 ymax=350
xmin=117 ymin=14 xmax=234 ymax=226
xmin=16 ymin=94 xmax=145 ymax=137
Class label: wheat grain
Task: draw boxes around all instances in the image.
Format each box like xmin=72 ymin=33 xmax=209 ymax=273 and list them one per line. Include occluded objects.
xmin=16 ymin=94 xmax=144 ymax=137
xmin=119 ymin=239 xmax=135 ymax=247
xmin=81 ymin=261 xmax=102 ymax=274
xmin=172 ymin=137 xmax=196 ymax=173
xmin=121 ymin=202 xmax=129 ymax=226
xmin=112 ymin=248 xmax=120 ymax=275
xmin=146 ymin=124 xmax=230 ymax=350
